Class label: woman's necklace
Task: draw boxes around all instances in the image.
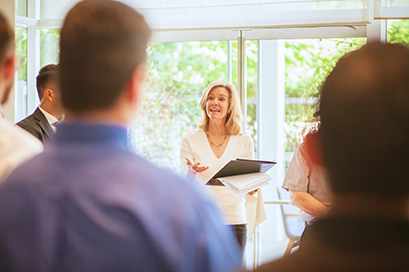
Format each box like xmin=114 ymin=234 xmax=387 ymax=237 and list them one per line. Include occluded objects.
xmin=206 ymin=131 xmax=226 ymax=138
xmin=206 ymin=131 xmax=228 ymax=148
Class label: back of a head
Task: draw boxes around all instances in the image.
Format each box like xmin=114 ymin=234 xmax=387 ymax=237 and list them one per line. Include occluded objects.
xmin=319 ymin=43 xmax=409 ymax=196
xmin=0 ymin=10 xmax=14 ymax=66
xmin=36 ymin=64 xmax=59 ymax=100
xmin=59 ymin=0 xmax=151 ymax=113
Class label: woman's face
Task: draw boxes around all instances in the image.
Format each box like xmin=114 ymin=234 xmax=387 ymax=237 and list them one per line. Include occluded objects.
xmin=206 ymin=87 xmax=230 ymax=123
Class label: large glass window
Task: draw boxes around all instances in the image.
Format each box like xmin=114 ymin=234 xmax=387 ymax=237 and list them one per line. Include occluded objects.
xmin=40 ymin=29 xmax=60 ymax=67
xmin=37 ymin=35 xmax=254 ymax=172
xmin=257 ymin=37 xmax=366 ymax=265
xmin=129 ymin=41 xmax=230 ymax=170
xmin=284 ymin=38 xmax=365 ymax=160
xmin=15 ymin=0 xmax=27 ymax=17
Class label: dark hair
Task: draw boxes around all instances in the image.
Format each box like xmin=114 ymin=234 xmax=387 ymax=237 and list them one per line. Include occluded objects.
xmin=0 ymin=10 xmax=14 ymax=64
xmin=36 ymin=64 xmax=59 ymax=100
xmin=59 ymin=0 xmax=151 ymax=112
xmin=319 ymin=42 xmax=409 ymax=196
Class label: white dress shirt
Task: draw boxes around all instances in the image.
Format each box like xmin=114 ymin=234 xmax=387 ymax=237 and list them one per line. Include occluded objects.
xmin=39 ymin=106 xmax=59 ymax=132
xmin=180 ymin=129 xmax=253 ymax=224
xmin=0 ymin=107 xmax=43 ymax=183
xmin=180 ymin=129 xmax=267 ymax=235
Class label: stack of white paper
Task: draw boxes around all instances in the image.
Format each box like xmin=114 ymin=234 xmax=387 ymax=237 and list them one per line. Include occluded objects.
xmin=218 ymin=172 xmax=271 ymax=197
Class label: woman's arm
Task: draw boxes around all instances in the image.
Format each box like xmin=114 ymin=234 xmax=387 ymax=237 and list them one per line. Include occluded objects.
xmin=180 ymin=135 xmax=208 ymax=175
xmin=289 ymin=189 xmax=330 ymax=218
xmin=185 ymin=158 xmax=209 ymax=174
xmin=180 ymin=136 xmax=193 ymax=173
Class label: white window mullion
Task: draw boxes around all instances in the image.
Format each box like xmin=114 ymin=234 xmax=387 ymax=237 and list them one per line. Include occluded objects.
xmin=366 ymin=19 xmax=387 ymax=43
xmin=26 ymin=0 xmax=41 ymax=115
xmin=237 ymin=30 xmax=247 ymax=130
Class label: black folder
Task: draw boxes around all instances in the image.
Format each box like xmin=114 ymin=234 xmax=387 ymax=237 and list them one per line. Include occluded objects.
xmin=206 ymin=158 xmax=277 ymax=186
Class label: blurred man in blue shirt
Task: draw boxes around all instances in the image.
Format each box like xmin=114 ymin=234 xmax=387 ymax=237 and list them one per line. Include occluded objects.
xmin=0 ymin=1 xmax=241 ymax=271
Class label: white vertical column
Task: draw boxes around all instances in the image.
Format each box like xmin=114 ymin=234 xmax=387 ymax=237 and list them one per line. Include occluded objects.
xmin=227 ymin=41 xmax=232 ymax=84
xmin=367 ymin=20 xmax=387 ymax=43
xmin=258 ymin=40 xmax=286 ymax=245
xmin=259 ymin=40 xmax=285 ymax=195
xmin=26 ymin=0 xmax=41 ymax=115
xmin=237 ymin=30 xmax=247 ymax=130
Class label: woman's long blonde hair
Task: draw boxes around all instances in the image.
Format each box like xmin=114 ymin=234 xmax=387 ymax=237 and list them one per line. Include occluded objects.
xmin=197 ymin=81 xmax=243 ymax=135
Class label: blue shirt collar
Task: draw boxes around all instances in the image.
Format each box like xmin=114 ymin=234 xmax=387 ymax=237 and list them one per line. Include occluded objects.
xmin=54 ymin=123 xmax=128 ymax=150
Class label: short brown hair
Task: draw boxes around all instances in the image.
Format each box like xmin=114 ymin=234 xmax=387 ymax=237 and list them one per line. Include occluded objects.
xmin=36 ymin=64 xmax=59 ymax=100
xmin=0 ymin=10 xmax=14 ymax=64
xmin=59 ymin=0 xmax=151 ymax=112
xmin=319 ymin=43 xmax=409 ymax=195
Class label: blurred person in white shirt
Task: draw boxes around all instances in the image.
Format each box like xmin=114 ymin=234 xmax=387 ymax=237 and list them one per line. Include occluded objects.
xmin=0 ymin=10 xmax=43 ymax=183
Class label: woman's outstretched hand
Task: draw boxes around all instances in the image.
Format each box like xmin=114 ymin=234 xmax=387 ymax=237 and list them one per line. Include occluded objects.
xmin=185 ymin=158 xmax=209 ymax=174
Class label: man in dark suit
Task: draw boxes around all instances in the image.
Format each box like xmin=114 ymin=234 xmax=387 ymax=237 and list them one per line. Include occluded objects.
xmin=17 ymin=64 xmax=63 ymax=146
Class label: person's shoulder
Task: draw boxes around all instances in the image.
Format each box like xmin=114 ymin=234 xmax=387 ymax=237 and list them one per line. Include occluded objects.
xmin=182 ymin=129 xmax=203 ymax=141
xmin=254 ymin=247 xmax=319 ymax=272
xmin=0 ymin=119 xmax=43 ymax=184
xmin=294 ymin=142 xmax=309 ymax=161
xmin=118 ymin=154 xmax=217 ymax=211
xmin=15 ymin=125 xmax=43 ymax=150
xmin=286 ymin=142 xmax=310 ymax=170
xmin=16 ymin=113 xmax=34 ymax=125
xmin=133 ymin=157 xmax=189 ymax=186
xmin=254 ymin=257 xmax=305 ymax=272
xmin=16 ymin=109 xmax=39 ymax=127
xmin=298 ymin=141 xmax=308 ymax=151
xmin=16 ymin=114 xmax=45 ymax=141
xmin=116 ymin=152 xmax=185 ymax=183
xmin=233 ymin=132 xmax=253 ymax=143
xmin=16 ymin=117 xmax=31 ymax=130
xmin=1 ymin=118 xmax=43 ymax=150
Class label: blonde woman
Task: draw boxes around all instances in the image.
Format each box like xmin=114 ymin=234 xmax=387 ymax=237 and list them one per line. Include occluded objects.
xmin=180 ymin=81 xmax=262 ymax=254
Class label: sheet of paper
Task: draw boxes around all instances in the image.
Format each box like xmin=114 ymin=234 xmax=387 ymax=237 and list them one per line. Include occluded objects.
xmin=219 ymin=172 xmax=271 ymax=197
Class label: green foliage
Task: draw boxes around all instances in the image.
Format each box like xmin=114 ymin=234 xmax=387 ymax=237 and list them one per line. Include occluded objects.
xmin=15 ymin=27 xmax=27 ymax=81
xmin=15 ymin=28 xmax=61 ymax=81
xmin=388 ymin=20 xmax=409 ymax=45
xmin=246 ymin=40 xmax=258 ymax=154
xmin=230 ymin=41 xmax=238 ymax=88
xmin=14 ymin=21 xmax=408 ymax=169
xmin=284 ymin=38 xmax=366 ymax=152
xmin=130 ymin=41 xmax=229 ymax=170
xmin=246 ymin=40 xmax=258 ymax=100
xmin=40 ymin=29 xmax=60 ymax=67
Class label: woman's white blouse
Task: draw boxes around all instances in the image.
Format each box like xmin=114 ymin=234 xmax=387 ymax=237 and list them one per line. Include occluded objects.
xmin=180 ymin=129 xmax=254 ymax=224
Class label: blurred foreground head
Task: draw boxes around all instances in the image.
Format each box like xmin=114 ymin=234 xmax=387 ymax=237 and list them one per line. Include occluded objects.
xmin=319 ymin=42 xmax=409 ymax=196
xmin=0 ymin=10 xmax=16 ymax=105
xmin=59 ymin=0 xmax=151 ymax=113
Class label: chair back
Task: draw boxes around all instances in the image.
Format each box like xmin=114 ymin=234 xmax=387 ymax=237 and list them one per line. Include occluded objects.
xmin=277 ymin=187 xmax=305 ymax=245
